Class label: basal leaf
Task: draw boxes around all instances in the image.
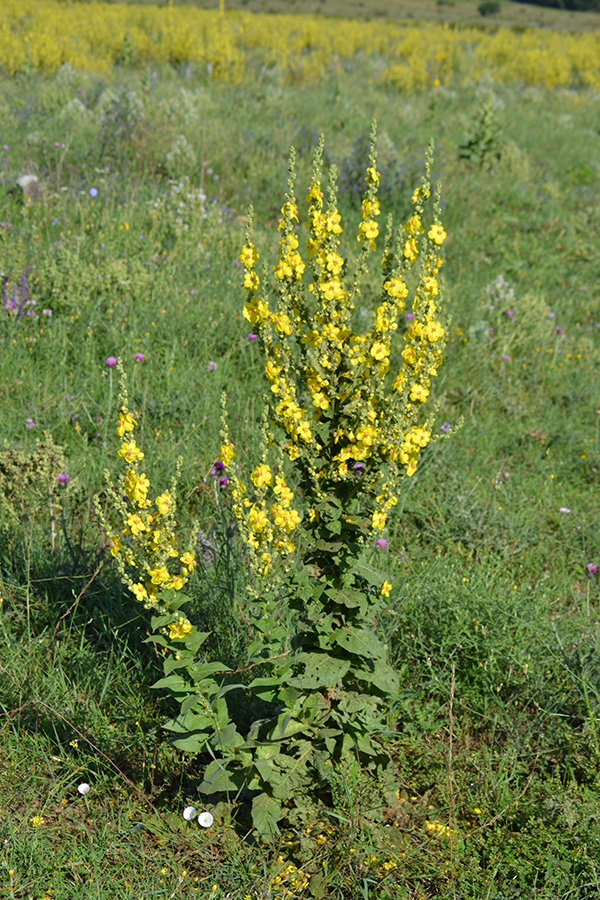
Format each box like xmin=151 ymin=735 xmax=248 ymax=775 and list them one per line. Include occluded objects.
xmin=251 ymin=792 xmax=281 ymax=839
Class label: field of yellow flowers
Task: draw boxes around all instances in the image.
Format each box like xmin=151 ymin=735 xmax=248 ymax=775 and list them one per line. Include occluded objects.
xmin=1 ymin=0 xmax=599 ymax=89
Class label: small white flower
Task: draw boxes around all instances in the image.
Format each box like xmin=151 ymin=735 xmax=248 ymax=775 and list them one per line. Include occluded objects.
xmin=182 ymin=806 xmax=197 ymax=821
xmin=77 ymin=783 xmax=90 ymax=795
xmin=198 ymin=811 xmax=214 ymax=828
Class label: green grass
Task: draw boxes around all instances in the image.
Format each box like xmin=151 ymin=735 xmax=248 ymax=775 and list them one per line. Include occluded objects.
xmin=1 ymin=42 xmax=600 ymax=900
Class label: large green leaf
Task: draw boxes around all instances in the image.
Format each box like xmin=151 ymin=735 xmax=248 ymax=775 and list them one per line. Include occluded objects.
xmin=287 ymin=653 xmax=351 ymax=689
xmin=332 ymin=627 xmax=386 ymax=660
xmin=199 ymin=759 xmax=242 ymax=794
xmin=170 ymin=733 xmax=211 ymax=754
xmin=251 ymin=792 xmax=282 ymax=838
xmin=356 ymin=661 xmax=399 ymax=694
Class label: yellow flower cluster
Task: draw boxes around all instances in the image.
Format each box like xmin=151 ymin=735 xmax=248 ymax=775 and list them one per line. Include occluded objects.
xmin=1 ymin=0 xmax=598 ymax=91
xmin=109 ymin=405 xmax=196 ymax=619
xmin=239 ymin=134 xmax=447 ymax=544
xmin=221 ymin=438 xmax=302 ymax=578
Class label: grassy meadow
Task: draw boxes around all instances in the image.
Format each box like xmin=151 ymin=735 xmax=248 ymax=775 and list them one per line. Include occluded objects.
xmin=1 ymin=1 xmax=600 ymax=898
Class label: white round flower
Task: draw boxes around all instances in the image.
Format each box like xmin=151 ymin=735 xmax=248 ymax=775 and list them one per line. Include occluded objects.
xmin=198 ymin=811 xmax=214 ymax=828
xmin=77 ymin=783 xmax=90 ymax=795
xmin=182 ymin=806 xmax=197 ymax=821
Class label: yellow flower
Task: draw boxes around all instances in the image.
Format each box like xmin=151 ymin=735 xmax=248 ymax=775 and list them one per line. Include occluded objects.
xmin=168 ymin=617 xmax=192 ymax=639
xmin=422 ymin=276 xmax=439 ymax=297
xmin=125 ymin=514 xmax=146 ymax=536
xmin=358 ymin=219 xmax=379 ymax=248
xmin=30 ymin=815 xmax=45 ymax=827
xmin=403 ymin=239 xmax=418 ymax=263
xmin=116 ymin=410 xmax=136 ymax=437
xmin=155 ymin=492 xmax=172 ymax=515
xmin=251 ymin=464 xmax=273 ymax=489
xmin=365 ymin=165 xmax=379 ymax=185
xmin=180 ymin=551 xmax=196 ymax=569
xmin=219 ymin=443 xmax=235 ymax=466
xmin=370 ymin=341 xmax=389 ymax=361
xmin=130 ymin=582 xmax=148 ymax=603
xmin=404 ymin=214 xmax=423 ymax=236
xmin=312 ymin=391 xmax=329 ymax=410
xmin=240 ymin=244 xmax=259 ymax=268
xmin=409 ymin=383 xmax=429 ymax=402
xmin=243 ymin=270 xmax=260 ymax=291
xmin=167 ymin=574 xmax=185 ymax=591
xmin=117 ymin=440 xmax=144 ymax=462
xmin=384 ymin=277 xmax=409 ymax=301
xmin=381 ymin=580 xmax=392 ymax=597
xmin=424 ymin=321 xmax=445 ymax=342
xmin=428 ymin=223 xmax=447 ymax=245
xmin=372 ymin=509 xmax=387 ymax=531
xmin=248 ymin=504 xmax=269 ymax=533
xmin=148 ymin=566 xmax=170 ymax=585
xmin=272 ymin=504 xmax=301 ymax=533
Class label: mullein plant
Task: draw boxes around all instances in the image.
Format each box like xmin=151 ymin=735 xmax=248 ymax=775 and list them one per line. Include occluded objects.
xmin=210 ymin=125 xmax=449 ymax=834
xmin=102 ymin=128 xmax=449 ymax=837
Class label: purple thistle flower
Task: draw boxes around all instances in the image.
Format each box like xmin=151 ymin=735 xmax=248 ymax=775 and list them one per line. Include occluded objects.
xmin=405 ymin=312 xmax=415 ymax=322
xmin=105 ymin=356 xmax=117 ymax=368
xmin=374 ymin=538 xmax=388 ymax=551
xmin=218 ymin=476 xmax=229 ymax=487
xmin=586 ymin=563 xmax=598 ymax=576
xmin=26 ymin=418 xmax=35 ymax=429
xmin=501 ymin=354 xmax=510 ymax=361
xmin=213 ymin=461 xmax=226 ymax=472
xmin=247 ymin=333 xmax=258 ymax=341
xmin=207 ymin=361 xmax=217 ymax=371
xmin=506 ymin=310 xmax=515 ymax=318
xmin=134 ymin=352 xmax=145 ymax=362
xmin=56 ymin=473 xmax=70 ymax=485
